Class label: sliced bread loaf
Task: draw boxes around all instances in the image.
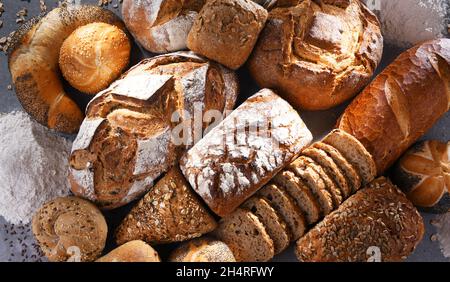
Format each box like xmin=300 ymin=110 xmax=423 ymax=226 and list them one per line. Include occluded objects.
xmin=115 ymin=167 xmax=217 ymax=245
xmin=213 ymin=208 xmax=274 ymax=262
xmin=273 ymin=170 xmax=321 ymax=225
xmin=242 ymin=197 xmax=290 ymax=254
xmin=257 ymin=184 xmax=306 ymax=241
xmin=322 ymin=129 xmax=377 ymax=186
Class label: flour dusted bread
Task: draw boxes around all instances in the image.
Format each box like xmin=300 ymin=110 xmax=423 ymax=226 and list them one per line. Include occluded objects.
xmin=213 ymin=208 xmax=274 ymax=262
xmin=69 ymin=52 xmax=238 ymax=209
xmin=248 ymin=0 xmax=383 ymax=110
xmin=187 ymin=0 xmax=268 ymax=69
xmin=32 ymin=197 xmax=107 ymax=262
xmin=295 ymin=178 xmax=424 ymax=262
xmin=338 ymin=39 xmax=450 ymax=174
xmin=97 ymin=240 xmax=160 ymax=262
xmin=180 ymin=89 xmax=313 ymax=216
xmin=169 ymin=237 xmax=236 ymax=262
xmin=115 ymin=167 xmax=217 ymax=245
xmin=8 ymin=5 xmax=125 ymax=133
xmin=122 ymin=0 xmax=205 ymax=53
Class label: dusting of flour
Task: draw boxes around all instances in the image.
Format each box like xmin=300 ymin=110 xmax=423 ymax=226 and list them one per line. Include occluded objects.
xmin=0 ymin=111 xmax=72 ymax=224
xmin=432 ymin=213 xmax=450 ymax=259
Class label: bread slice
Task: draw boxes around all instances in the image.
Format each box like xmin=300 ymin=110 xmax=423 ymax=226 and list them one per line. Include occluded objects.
xmin=213 ymin=208 xmax=274 ymax=262
xmin=273 ymin=170 xmax=321 ymax=225
xmin=302 ymin=147 xmax=351 ymax=199
xmin=322 ymin=129 xmax=377 ymax=186
xmin=242 ymin=197 xmax=290 ymax=254
xmin=302 ymin=156 xmax=343 ymax=208
xmin=314 ymin=142 xmax=362 ymax=194
xmin=289 ymin=157 xmax=334 ymax=216
xmin=257 ymin=184 xmax=306 ymax=241
xmin=115 ymin=167 xmax=217 ymax=245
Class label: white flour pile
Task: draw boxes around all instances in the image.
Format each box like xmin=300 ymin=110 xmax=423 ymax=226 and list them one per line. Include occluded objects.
xmin=433 ymin=213 xmax=450 ymax=259
xmin=0 ymin=111 xmax=72 ymax=224
xmin=363 ymin=0 xmax=449 ymax=48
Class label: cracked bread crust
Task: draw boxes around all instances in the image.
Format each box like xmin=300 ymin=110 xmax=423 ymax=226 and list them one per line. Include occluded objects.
xmin=180 ymin=89 xmax=313 ymax=216
xmin=295 ymin=177 xmax=424 ymax=262
xmin=248 ymin=0 xmax=383 ymax=110
xmin=69 ymin=52 xmax=238 ymax=209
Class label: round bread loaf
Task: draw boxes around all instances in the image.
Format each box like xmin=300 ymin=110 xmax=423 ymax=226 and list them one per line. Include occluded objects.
xmin=69 ymin=51 xmax=238 ymax=209
xmin=8 ymin=5 xmax=126 ymax=134
xmin=169 ymin=237 xmax=236 ymax=262
xmin=248 ymin=0 xmax=383 ymax=110
xmin=122 ymin=0 xmax=205 ymax=53
xmin=59 ymin=22 xmax=131 ymax=94
xmin=32 ymin=197 xmax=107 ymax=262
xmin=96 ymin=240 xmax=161 ymax=262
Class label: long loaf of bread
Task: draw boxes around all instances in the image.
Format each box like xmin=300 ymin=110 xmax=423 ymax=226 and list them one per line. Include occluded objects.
xmin=338 ymin=38 xmax=450 ymax=174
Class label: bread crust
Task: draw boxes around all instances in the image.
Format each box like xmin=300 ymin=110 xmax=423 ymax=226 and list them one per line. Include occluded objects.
xmin=96 ymin=240 xmax=161 ymax=262
xmin=338 ymin=39 xmax=450 ymax=174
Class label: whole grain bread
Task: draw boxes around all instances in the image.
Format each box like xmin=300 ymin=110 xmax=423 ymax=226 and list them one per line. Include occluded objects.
xmin=115 ymin=167 xmax=217 ymax=245
xmin=169 ymin=237 xmax=236 ymax=262
xmin=295 ymin=177 xmax=425 ymax=262
xmin=213 ymin=208 xmax=275 ymax=262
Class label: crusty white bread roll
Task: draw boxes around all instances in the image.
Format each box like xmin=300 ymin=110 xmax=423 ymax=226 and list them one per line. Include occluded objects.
xmin=122 ymin=0 xmax=205 ymax=53
xmin=96 ymin=241 xmax=161 ymax=262
xmin=248 ymin=0 xmax=383 ymax=110
xmin=8 ymin=5 xmax=126 ymax=134
xmin=338 ymin=38 xmax=450 ymax=174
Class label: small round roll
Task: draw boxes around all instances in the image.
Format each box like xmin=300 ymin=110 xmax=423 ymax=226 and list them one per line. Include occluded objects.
xmin=59 ymin=22 xmax=131 ymax=94
xmin=169 ymin=237 xmax=236 ymax=262
xmin=96 ymin=241 xmax=161 ymax=262
xmin=32 ymin=197 xmax=108 ymax=262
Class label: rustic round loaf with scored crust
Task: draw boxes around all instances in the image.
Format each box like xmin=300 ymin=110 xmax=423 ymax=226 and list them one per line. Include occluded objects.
xmin=69 ymin=51 xmax=238 ymax=209
xmin=8 ymin=5 xmax=126 ymax=134
xmin=248 ymin=0 xmax=383 ymax=110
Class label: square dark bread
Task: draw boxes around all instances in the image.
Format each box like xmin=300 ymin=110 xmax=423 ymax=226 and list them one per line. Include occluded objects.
xmin=301 ymin=146 xmax=351 ymax=199
xmin=322 ymin=129 xmax=377 ymax=186
xmin=242 ymin=197 xmax=290 ymax=254
xmin=288 ymin=156 xmax=334 ymax=216
xmin=313 ymin=142 xmax=362 ymax=193
xmin=213 ymin=208 xmax=274 ymax=262
xmin=272 ymin=170 xmax=321 ymax=225
xmin=257 ymin=184 xmax=307 ymax=241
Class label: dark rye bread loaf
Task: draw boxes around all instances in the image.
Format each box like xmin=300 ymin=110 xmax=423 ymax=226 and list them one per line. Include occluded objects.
xmin=296 ymin=177 xmax=425 ymax=262
xmin=115 ymin=167 xmax=217 ymax=245
xmin=242 ymin=197 xmax=290 ymax=254
xmin=257 ymin=184 xmax=306 ymax=241
xmin=313 ymin=142 xmax=361 ymax=193
xmin=272 ymin=170 xmax=321 ymax=225
xmin=213 ymin=208 xmax=274 ymax=262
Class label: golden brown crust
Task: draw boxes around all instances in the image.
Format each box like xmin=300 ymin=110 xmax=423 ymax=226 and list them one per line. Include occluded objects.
xmin=295 ymin=177 xmax=425 ymax=262
xmin=338 ymin=39 xmax=450 ymax=174
xmin=96 ymin=241 xmax=161 ymax=262
xmin=247 ymin=0 xmax=383 ymax=110
xmin=8 ymin=5 xmax=126 ymax=134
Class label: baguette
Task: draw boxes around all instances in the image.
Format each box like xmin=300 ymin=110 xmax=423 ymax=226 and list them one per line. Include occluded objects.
xmin=338 ymin=39 xmax=450 ymax=174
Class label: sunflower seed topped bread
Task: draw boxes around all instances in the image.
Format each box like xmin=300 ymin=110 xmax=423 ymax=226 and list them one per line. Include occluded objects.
xmin=169 ymin=237 xmax=236 ymax=262
xmin=295 ymin=177 xmax=425 ymax=262
xmin=256 ymin=184 xmax=306 ymax=241
xmin=122 ymin=0 xmax=205 ymax=53
xmin=248 ymin=0 xmax=383 ymax=110
xmin=96 ymin=240 xmax=161 ymax=262
xmin=180 ymin=89 xmax=313 ymax=217
xmin=242 ymin=197 xmax=290 ymax=254
xmin=213 ymin=208 xmax=275 ymax=262
xmin=187 ymin=0 xmax=268 ymax=70
xmin=32 ymin=197 xmax=108 ymax=262
xmin=69 ymin=52 xmax=238 ymax=209
xmin=272 ymin=170 xmax=321 ymax=225
xmin=391 ymin=140 xmax=450 ymax=213
xmin=338 ymin=39 xmax=450 ymax=174
xmin=322 ymin=129 xmax=377 ymax=186
xmin=115 ymin=167 xmax=217 ymax=245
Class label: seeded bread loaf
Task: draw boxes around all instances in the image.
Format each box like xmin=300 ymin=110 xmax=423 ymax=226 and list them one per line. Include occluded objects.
xmin=115 ymin=167 xmax=217 ymax=245
xmin=338 ymin=39 xmax=450 ymax=174
xmin=69 ymin=52 xmax=238 ymax=209
xmin=169 ymin=237 xmax=236 ymax=262
xmin=180 ymin=89 xmax=313 ymax=217
xmin=213 ymin=208 xmax=275 ymax=262
xmin=96 ymin=240 xmax=161 ymax=262
xmin=295 ymin=177 xmax=425 ymax=262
